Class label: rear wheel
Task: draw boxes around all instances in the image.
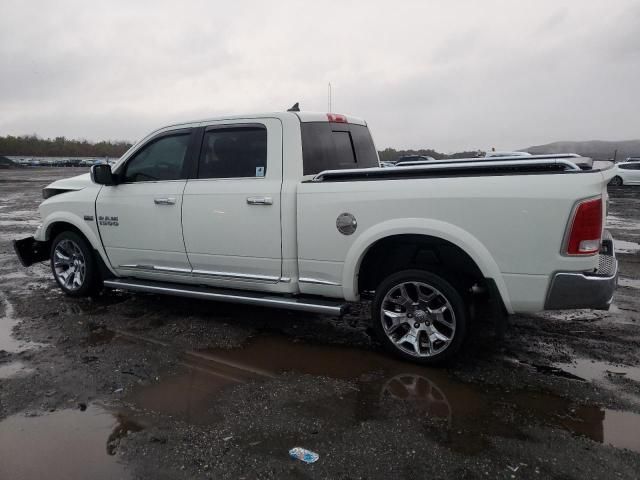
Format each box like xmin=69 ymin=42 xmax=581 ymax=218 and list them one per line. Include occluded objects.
xmin=50 ymin=231 xmax=100 ymax=296
xmin=372 ymin=269 xmax=467 ymax=365
xmin=609 ymin=176 xmax=623 ymax=186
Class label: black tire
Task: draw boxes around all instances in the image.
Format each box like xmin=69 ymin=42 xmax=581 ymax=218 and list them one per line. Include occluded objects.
xmin=372 ymin=269 xmax=467 ymax=365
xmin=50 ymin=231 xmax=100 ymax=297
xmin=609 ymin=176 xmax=623 ymax=186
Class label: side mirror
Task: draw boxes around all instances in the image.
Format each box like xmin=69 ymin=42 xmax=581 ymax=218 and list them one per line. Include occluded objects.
xmin=90 ymin=164 xmax=116 ymax=186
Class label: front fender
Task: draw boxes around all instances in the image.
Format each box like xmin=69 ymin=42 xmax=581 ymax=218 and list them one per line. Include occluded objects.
xmin=38 ymin=211 xmax=116 ymax=276
xmin=341 ymin=218 xmax=513 ymax=313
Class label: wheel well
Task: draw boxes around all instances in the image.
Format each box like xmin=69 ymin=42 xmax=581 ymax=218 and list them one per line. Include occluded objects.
xmin=47 ymin=221 xmax=86 ymax=242
xmin=45 ymin=221 xmax=114 ymax=280
xmin=357 ymin=234 xmax=485 ymax=295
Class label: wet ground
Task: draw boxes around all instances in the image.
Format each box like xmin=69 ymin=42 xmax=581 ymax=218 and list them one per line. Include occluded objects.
xmin=1 ymin=168 xmax=640 ymax=479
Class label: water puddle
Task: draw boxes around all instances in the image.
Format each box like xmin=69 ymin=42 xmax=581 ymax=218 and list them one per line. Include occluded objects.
xmin=0 ymin=360 xmax=33 ymax=379
xmin=128 ymin=335 xmax=640 ymax=453
xmin=607 ymin=215 xmax=640 ymax=231
xmin=0 ymin=271 xmax=29 ymax=281
xmin=615 ymin=239 xmax=640 ymax=254
xmin=555 ymin=358 xmax=640 ymax=383
xmin=609 ymin=304 xmax=623 ymax=314
xmin=87 ymin=327 xmax=117 ymax=346
xmin=0 ymin=405 xmax=139 ymax=479
xmin=0 ymin=219 xmax=40 ymax=227
xmin=0 ymin=210 xmax=39 ymax=220
xmin=618 ymin=277 xmax=640 ymax=289
xmin=0 ymin=296 xmax=43 ymax=353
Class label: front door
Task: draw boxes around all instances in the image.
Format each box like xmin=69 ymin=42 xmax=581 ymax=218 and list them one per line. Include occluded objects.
xmin=97 ymin=129 xmax=194 ymax=276
xmin=181 ymin=119 xmax=283 ymax=287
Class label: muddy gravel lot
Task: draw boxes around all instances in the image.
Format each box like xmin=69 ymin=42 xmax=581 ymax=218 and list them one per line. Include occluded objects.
xmin=1 ymin=167 xmax=640 ymax=479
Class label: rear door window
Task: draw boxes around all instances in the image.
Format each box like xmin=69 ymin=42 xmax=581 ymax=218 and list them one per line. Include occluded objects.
xmin=197 ymin=126 xmax=267 ymax=179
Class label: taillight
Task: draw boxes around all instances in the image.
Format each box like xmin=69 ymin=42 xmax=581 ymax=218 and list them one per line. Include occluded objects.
xmin=327 ymin=113 xmax=348 ymax=123
xmin=566 ymin=197 xmax=603 ymax=255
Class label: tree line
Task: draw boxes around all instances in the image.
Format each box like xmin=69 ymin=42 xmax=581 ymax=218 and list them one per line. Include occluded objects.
xmin=0 ymin=135 xmax=132 ymax=158
xmin=378 ymin=147 xmax=481 ymax=163
xmin=0 ymin=134 xmax=480 ymax=161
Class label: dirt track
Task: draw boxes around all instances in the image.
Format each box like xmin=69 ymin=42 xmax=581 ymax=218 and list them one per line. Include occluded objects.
xmin=1 ymin=168 xmax=640 ymax=479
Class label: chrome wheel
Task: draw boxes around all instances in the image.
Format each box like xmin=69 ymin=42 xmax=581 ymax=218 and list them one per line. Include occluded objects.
xmin=380 ymin=281 xmax=456 ymax=358
xmin=53 ymin=239 xmax=86 ymax=291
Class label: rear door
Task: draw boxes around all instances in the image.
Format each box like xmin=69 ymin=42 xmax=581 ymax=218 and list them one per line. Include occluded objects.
xmin=181 ymin=118 xmax=284 ymax=287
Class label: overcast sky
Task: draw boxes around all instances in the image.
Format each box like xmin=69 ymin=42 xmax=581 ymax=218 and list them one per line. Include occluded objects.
xmin=1 ymin=0 xmax=639 ymax=152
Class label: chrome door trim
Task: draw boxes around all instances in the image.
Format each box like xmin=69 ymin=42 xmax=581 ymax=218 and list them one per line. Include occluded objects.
xmin=118 ymin=264 xmax=192 ymax=274
xmin=119 ymin=265 xmax=290 ymax=283
xmin=299 ymin=277 xmax=341 ymax=286
xmin=192 ymin=269 xmax=281 ymax=283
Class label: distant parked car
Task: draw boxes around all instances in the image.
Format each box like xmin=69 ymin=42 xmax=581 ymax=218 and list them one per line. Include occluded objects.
xmin=624 ymin=157 xmax=640 ymax=163
xmin=610 ymin=161 xmax=640 ymax=186
xmin=0 ymin=157 xmax=16 ymax=169
xmin=395 ymin=155 xmax=436 ymax=165
xmin=484 ymin=151 xmax=532 ymax=158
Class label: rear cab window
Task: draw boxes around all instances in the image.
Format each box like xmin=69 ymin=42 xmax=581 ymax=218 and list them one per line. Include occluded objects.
xmin=300 ymin=121 xmax=379 ymax=176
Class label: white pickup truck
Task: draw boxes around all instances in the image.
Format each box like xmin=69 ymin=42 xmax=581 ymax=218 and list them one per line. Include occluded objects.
xmin=13 ymin=111 xmax=618 ymax=364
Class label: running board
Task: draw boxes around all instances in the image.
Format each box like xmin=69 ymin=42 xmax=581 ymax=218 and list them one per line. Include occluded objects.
xmin=103 ymin=278 xmax=349 ymax=316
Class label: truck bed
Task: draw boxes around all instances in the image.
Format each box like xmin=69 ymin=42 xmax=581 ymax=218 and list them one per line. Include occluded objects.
xmin=311 ymin=155 xmax=611 ymax=182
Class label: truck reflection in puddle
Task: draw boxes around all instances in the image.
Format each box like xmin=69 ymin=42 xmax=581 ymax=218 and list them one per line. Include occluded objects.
xmin=126 ymin=334 xmax=640 ymax=454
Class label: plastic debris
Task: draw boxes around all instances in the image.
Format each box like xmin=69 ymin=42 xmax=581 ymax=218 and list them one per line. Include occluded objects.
xmin=289 ymin=447 xmax=319 ymax=464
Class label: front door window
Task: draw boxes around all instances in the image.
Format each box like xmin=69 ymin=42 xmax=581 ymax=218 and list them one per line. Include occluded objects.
xmin=123 ymin=134 xmax=190 ymax=182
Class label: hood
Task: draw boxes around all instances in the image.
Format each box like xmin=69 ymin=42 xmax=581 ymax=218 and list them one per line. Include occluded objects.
xmin=46 ymin=172 xmax=93 ymax=191
xmin=42 ymin=172 xmax=94 ymax=200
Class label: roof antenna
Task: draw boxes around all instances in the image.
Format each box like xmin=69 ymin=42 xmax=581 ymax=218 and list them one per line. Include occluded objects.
xmin=287 ymin=102 xmax=300 ymax=112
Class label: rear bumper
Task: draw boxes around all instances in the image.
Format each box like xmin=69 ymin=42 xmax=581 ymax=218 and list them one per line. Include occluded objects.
xmin=12 ymin=236 xmax=49 ymax=267
xmin=545 ymin=231 xmax=618 ymax=310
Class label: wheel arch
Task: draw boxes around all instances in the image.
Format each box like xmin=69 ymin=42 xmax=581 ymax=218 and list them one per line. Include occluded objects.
xmin=342 ymin=218 xmax=513 ymax=312
xmin=41 ymin=213 xmax=115 ymax=277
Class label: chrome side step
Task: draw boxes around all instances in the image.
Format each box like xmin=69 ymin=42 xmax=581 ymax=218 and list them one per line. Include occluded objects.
xmin=103 ymin=278 xmax=349 ymax=316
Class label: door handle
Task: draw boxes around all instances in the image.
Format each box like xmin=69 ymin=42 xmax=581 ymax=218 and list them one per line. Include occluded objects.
xmin=246 ymin=196 xmax=273 ymax=205
xmin=154 ymin=197 xmax=176 ymax=205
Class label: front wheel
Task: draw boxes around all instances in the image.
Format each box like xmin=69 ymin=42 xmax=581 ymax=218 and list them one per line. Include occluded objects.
xmin=609 ymin=176 xmax=623 ymax=186
xmin=372 ymin=270 xmax=467 ymax=365
xmin=50 ymin=231 xmax=100 ymax=296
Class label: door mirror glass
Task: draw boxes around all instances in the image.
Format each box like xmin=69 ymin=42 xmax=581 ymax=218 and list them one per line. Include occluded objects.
xmin=91 ymin=164 xmax=115 ymax=185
